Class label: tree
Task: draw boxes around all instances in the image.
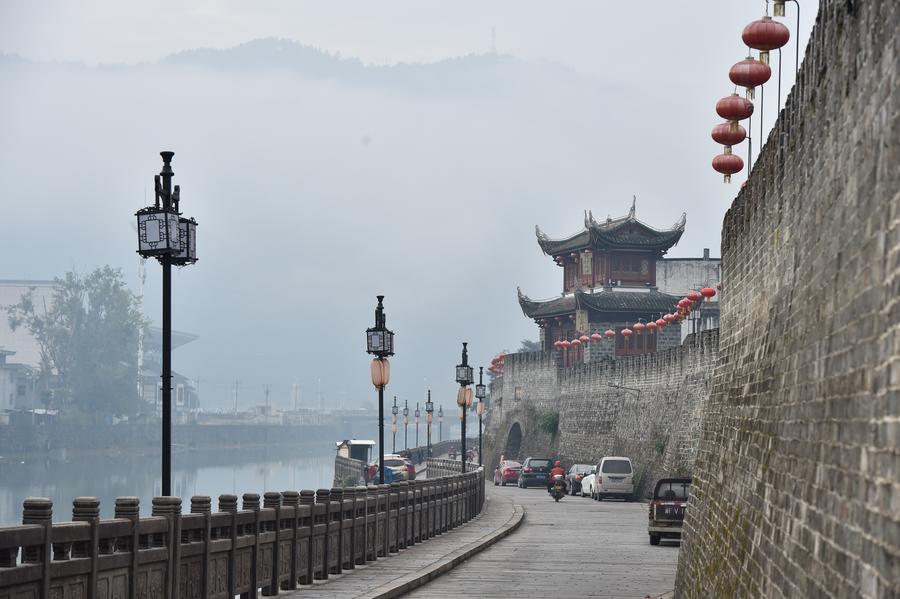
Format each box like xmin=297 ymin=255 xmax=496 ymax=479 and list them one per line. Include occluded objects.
xmin=7 ymin=267 xmax=146 ymax=419
xmin=518 ymin=339 xmax=541 ymax=353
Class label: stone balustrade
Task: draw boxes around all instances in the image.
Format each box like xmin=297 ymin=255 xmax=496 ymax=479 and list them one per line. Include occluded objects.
xmin=0 ymin=466 xmax=485 ymax=598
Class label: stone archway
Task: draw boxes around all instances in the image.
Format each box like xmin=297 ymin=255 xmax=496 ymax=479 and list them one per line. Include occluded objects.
xmin=504 ymin=422 xmax=523 ymax=460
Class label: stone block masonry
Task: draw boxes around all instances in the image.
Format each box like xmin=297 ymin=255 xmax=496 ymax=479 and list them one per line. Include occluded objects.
xmin=675 ymin=1 xmax=900 ymax=597
xmin=483 ymin=330 xmax=718 ymax=499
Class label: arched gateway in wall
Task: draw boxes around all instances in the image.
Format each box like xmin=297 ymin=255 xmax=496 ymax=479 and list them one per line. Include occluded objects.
xmin=504 ymin=422 xmax=523 ymax=460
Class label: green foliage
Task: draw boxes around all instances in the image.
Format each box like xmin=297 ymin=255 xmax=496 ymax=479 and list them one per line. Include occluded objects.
xmin=536 ymin=410 xmax=560 ymax=437
xmin=7 ymin=267 xmax=146 ymax=419
xmin=518 ymin=339 xmax=541 ymax=353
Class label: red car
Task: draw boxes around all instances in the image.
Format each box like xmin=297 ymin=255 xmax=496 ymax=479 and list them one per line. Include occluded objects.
xmin=493 ymin=460 xmax=522 ymax=486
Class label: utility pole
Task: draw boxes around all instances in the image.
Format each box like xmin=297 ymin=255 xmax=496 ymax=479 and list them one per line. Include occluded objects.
xmin=263 ymin=384 xmax=271 ymax=426
xmin=233 ymin=380 xmax=241 ymax=415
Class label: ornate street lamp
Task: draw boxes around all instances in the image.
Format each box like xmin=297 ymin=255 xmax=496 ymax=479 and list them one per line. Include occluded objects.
xmin=366 ymin=295 xmax=395 ymax=484
xmin=475 ymin=367 xmax=486 ymax=467
xmin=415 ymin=402 xmax=421 ymax=456
xmin=455 ymin=342 xmax=474 ymax=472
xmin=391 ymin=396 xmax=399 ymax=453
xmin=135 ymin=151 xmax=198 ymax=496
xmin=425 ymin=391 xmax=434 ymax=457
xmin=403 ymin=399 xmax=409 ymax=452
xmin=438 ymin=405 xmax=444 ymax=443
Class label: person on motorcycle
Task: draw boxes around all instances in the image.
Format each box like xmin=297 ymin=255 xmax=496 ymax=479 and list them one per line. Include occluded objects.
xmin=548 ymin=460 xmax=566 ymax=493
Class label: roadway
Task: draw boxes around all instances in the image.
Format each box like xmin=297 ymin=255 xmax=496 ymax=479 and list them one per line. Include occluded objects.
xmin=404 ymin=484 xmax=679 ymax=598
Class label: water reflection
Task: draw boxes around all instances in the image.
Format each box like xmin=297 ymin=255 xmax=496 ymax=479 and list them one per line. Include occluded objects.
xmin=0 ymin=444 xmax=335 ymax=525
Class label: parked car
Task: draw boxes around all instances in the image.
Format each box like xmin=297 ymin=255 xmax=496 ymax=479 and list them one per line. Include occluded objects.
xmin=566 ymin=464 xmax=595 ymax=496
xmin=383 ymin=454 xmax=410 ymax=481
xmin=593 ymin=456 xmax=634 ymax=500
xmin=517 ymin=457 xmax=553 ymax=488
xmin=493 ymin=460 xmax=522 ymax=486
xmin=580 ymin=471 xmax=597 ymax=498
xmin=648 ymin=478 xmax=691 ymax=545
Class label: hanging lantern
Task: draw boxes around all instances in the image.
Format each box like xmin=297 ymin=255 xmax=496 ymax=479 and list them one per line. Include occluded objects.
xmin=716 ymin=94 xmax=754 ymax=133
xmin=370 ymin=358 xmax=390 ymax=388
xmin=742 ymin=16 xmax=790 ymax=65
xmin=465 ymin=387 xmax=474 ymax=408
xmin=663 ymin=314 xmax=676 ymax=323
xmin=678 ymin=298 xmax=692 ymax=309
xmin=621 ymin=328 xmax=633 ymax=346
xmin=579 ymin=334 xmax=590 ymax=343
xmin=560 ymin=340 xmax=571 ymax=348
xmin=604 ymin=329 xmax=616 ymax=340
xmin=633 ymin=322 xmax=646 ymax=336
xmin=729 ymin=56 xmax=771 ymax=100
xmin=687 ymin=290 xmax=703 ymax=303
xmin=656 ymin=318 xmax=667 ymax=328
xmin=716 ymin=282 xmax=722 ymax=290
xmin=571 ymin=338 xmax=582 ymax=347
xmin=646 ymin=321 xmax=657 ymax=334
xmin=553 ymin=340 xmax=562 ymax=349
xmin=591 ymin=332 xmax=602 ymax=342
xmin=476 ymin=400 xmax=484 ymax=417
xmin=713 ymin=152 xmax=745 ymax=183
xmin=712 ymin=121 xmax=747 ymax=151
xmin=701 ymin=287 xmax=717 ymax=301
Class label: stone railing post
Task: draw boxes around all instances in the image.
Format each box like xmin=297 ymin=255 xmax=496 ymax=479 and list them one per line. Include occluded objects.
xmin=190 ymin=495 xmax=212 ymax=599
xmin=340 ymin=487 xmax=355 ymax=571
xmin=388 ymin=482 xmax=400 ymax=554
xmin=315 ymin=489 xmax=333 ymax=579
xmin=242 ymin=493 xmax=261 ymax=598
xmin=352 ymin=487 xmax=367 ymax=566
xmin=364 ymin=485 xmax=377 ymax=562
xmin=263 ymin=491 xmax=282 ymax=595
xmin=281 ymin=490 xmax=299 ymax=591
xmin=22 ymin=497 xmax=52 ymax=599
xmin=72 ymin=497 xmax=100 ymax=596
xmin=115 ymin=496 xmax=140 ymax=599
xmin=218 ymin=494 xmax=238 ymax=598
xmin=378 ymin=484 xmax=389 ymax=558
xmin=152 ymin=496 xmax=182 ymax=599
xmin=299 ymin=489 xmax=317 ymax=584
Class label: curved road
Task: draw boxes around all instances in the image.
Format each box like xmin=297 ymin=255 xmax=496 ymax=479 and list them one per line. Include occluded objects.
xmin=404 ymin=484 xmax=679 ymax=598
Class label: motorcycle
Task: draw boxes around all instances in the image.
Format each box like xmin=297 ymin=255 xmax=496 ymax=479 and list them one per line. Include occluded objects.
xmin=550 ymin=474 xmax=566 ymax=502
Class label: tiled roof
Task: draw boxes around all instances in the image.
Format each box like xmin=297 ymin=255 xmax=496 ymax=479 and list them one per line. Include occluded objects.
xmin=518 ymin=287 xmax=682 ymax=319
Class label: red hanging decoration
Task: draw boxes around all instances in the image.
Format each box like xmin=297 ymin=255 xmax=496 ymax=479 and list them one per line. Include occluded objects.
xmin=604 ymin=329 xmax=616 ymax=340
xmin=716 ymin=94 xmax=754 ymax=133
xmin=633 ymin=322 xmax=646 ymax=336
xmin=712 ymin=121 xmax=747 ymax=150
xmin=571 ymin=338 xmax=582 ymax=347
xmin=591 ymin=332 xmax=602 ymax=342
xmin=656 ymin=318 xmax=667 ymax=328
xmin=742 ymin=16 xmax=790 ymax=65
xmin=713 ymin=152 xmax=745 ymax=183
xmin=646 ymin=321 xmax=657 ymax=334
xmin=579 ymin=334 xmax=590 ymax=344
xmin=687 ymin=290 xmax=703 ymax=303
xmin=729 ymin=56 xmax=771 ymax=100
xmin=701 ymin=287 xmax=717 ymax=301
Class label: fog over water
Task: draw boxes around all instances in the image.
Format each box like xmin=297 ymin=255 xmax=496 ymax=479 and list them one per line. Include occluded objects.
xmin=0 ymin=1 xmax=818 ymax=412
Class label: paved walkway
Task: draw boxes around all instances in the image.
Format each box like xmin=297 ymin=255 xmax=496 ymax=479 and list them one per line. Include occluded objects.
xmin=282 ymin=484 xmax=520 ymax=598
xmin=404 ymin=485 xmax=678 ymax=599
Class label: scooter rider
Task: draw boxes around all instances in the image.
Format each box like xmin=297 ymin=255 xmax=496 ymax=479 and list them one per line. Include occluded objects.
xmin=547 ymin=460 xmax=566 ymax=492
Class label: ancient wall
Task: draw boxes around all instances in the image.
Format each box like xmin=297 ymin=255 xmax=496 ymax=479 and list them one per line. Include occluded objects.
xmin=675 ymin=1 xmax=900 ymax=597
xmin=483 ymin=330 xmax=718 ymax=498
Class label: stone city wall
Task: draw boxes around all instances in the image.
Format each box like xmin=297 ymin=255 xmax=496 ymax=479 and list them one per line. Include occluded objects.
xmin=483 ymin=329 xmax=718 ymax=499
xmin=675 ymin=1 xmax=900 ymax=597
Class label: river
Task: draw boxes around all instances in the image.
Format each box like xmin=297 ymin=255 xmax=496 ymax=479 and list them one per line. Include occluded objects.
xmin=0 ymin=444 xmax=336 ymax=526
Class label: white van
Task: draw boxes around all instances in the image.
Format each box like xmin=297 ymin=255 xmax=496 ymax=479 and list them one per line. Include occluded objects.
xmin=594 ymin=456 xmax=634 ymax=501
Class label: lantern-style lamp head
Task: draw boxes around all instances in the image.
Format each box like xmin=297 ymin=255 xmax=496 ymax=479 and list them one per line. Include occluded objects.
xmin=366 ymin=295 xmax=395 ymax=358
xmin=438 ymin=405 xmax=443 ymax=420
xmin=136 ymin=207 xmax=180 ymax=257
xmin=475 ymin=366 xmax=486 ymax=400
xmin=773 ymin=0 xmax=785 ymax=17
xmin=415 ymin=403 xmax=420 ymax=418
xmin=455 ymin=342 xmax=474 ymax=385
xmin=391 ymin=396 xmax=398 ymax=416
xmin=172 ymin=212 xmax=198 ymax=266
xmin=403 ymin=400 xmax=409 ymax=417
xmin=425 ymin=391 xmax=434 ymax=414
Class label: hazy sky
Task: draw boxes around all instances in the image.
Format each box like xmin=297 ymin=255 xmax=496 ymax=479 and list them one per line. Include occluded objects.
xmin=0 ymin=1 xmax=818 ymax=418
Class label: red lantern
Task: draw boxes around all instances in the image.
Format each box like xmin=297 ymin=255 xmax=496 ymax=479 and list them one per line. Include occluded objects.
xmin=713 ymin=152 xmax=745 ymax=183
xmin=604 ymin=329 xmax=615 ymax=340
xmin=656 ymin=318 xmax=667 ymax=328
xmin=646 ymin=321 xmax=657 ymax=334
xmin=633 ymin=322 xmax=646 ymax=335
xmin=687 ymin=290 xmax=703 ymax=303
xmin=579 ymin=334 xmax=590 ymax=343
xmin=621 ymin=328 xmax=633 ymax=337
xmin=729 ymin=56 xmax=771 ymax=100
xmin=663 ymin=314 xmax=676 ymax=323
xmin=701 ymin=287 xmax=717 ymax=301
xmin=678 ymin=298 xmax=692 ymax=309
xmin=591 ymin=332 xmax=602 ymax=342
xmin=716 ymin=94 xmax=754 ymax=133
xmin=712 ymin=121 xmax=746 ymax=150
xmin=571 ymin=338 xmax=582 ymax=347
xmin=553 ymin=341 xmax=562 ymax=349
xmin=742 ymin=16 xmax=790 ymax=65
xmin=560 ymin=340 xmax=571 ymax=348
xmin=716 ymin=282 xmax=722 ymax=290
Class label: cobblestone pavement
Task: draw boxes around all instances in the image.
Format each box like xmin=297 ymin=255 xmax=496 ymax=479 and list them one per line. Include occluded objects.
xmin=404 ymin=485 xmax=678 ymax=598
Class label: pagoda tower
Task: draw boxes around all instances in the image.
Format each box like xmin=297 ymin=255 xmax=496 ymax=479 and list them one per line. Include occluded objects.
xmin=518 ymin=199 xmax=686 ymax=363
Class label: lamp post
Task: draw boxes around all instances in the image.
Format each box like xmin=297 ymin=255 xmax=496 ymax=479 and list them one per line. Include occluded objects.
xmin=425 ymin=391 xmax=434 ymax=457
xmin=475 ymin=367 xmax=486 ymax=467
xmin=403 ymin=399 xmax=409 ymax=452
xmin=366 ymin=295 xmax=395 ymax=484
xmin=415 ymin=402 xmax=420 ymax=455
xmin=455 ymin=342 xmax=474 ymax=473
xmin=391 ymin=396 xmax=398 ymax=453
xmin=438 ymin=405 xmax=444 ymax=443
xmin=135 ymin=151 xmax=198 ymax=497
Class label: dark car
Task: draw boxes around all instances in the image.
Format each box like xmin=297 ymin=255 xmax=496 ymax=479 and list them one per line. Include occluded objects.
xmin=648 ymin=477 xmax=691 ymax=545
xmin=566 ymin=463 xmax=595 ymax=496
xmin=493 ymin=460 xmax=522 ymax=486
xmin=517 ymin=457 xmax=554 ymax=488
